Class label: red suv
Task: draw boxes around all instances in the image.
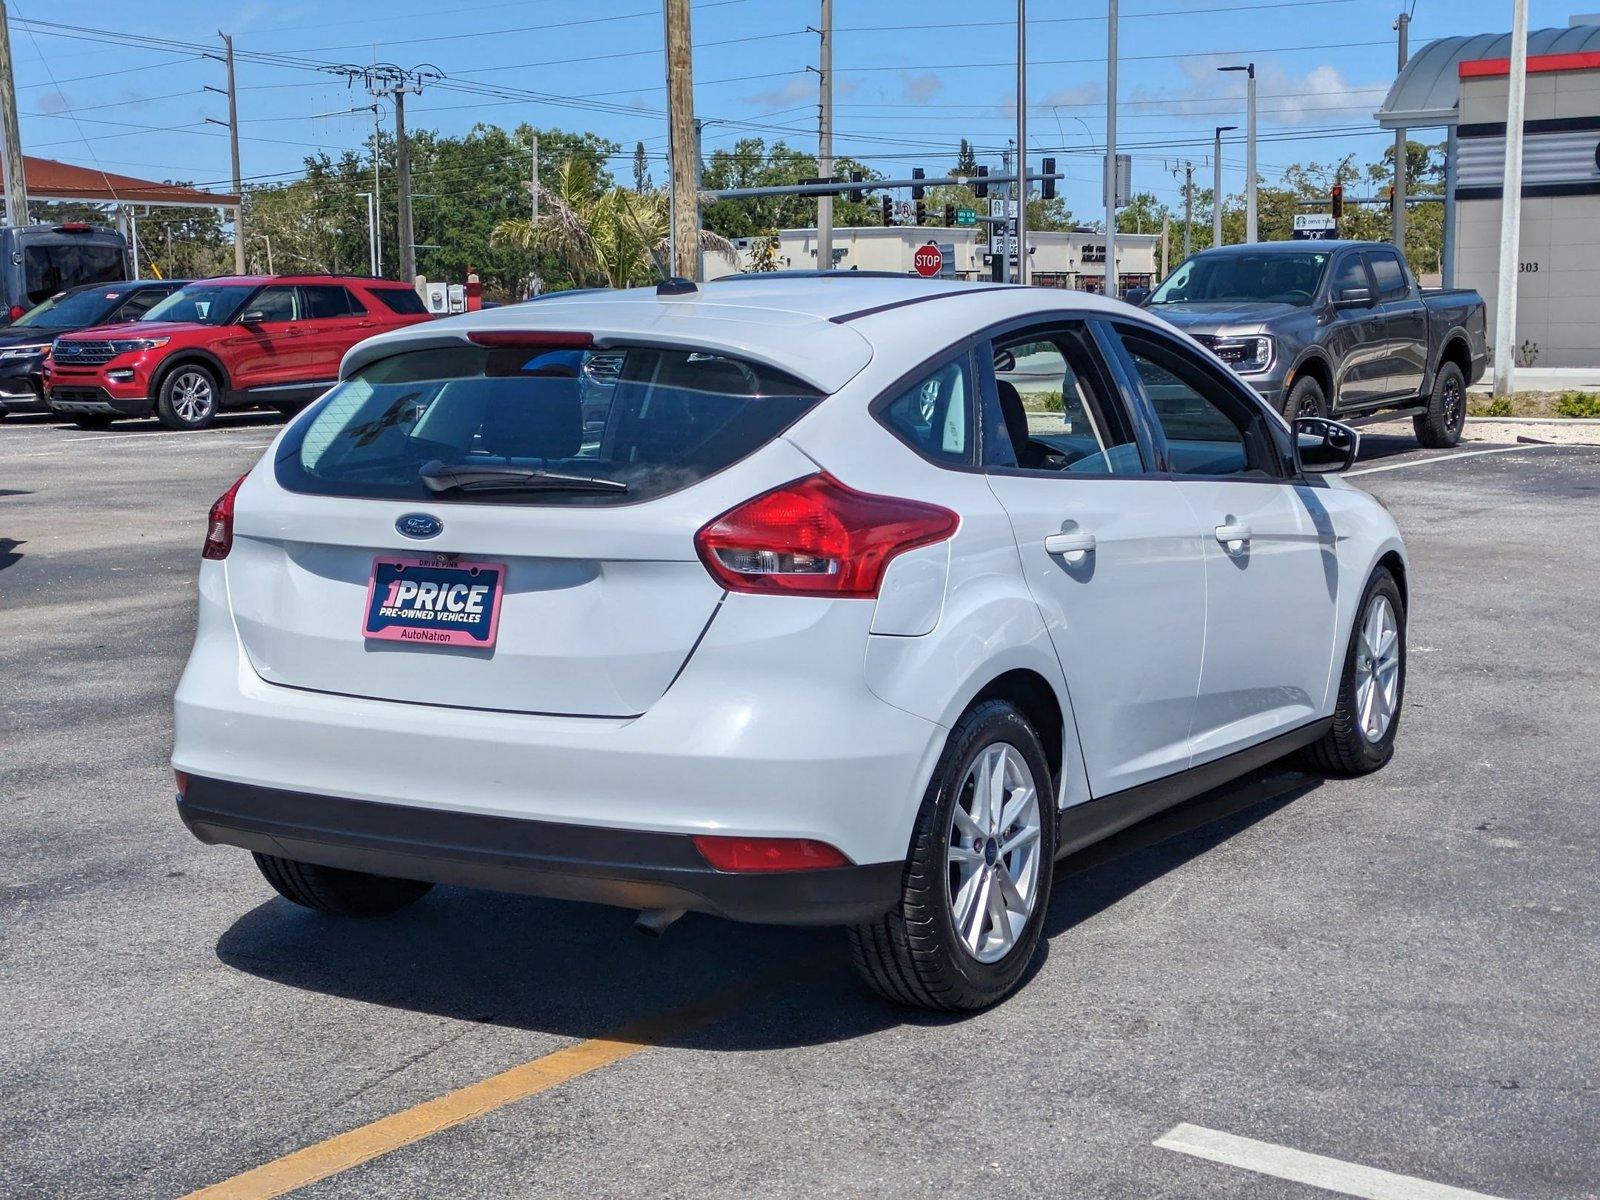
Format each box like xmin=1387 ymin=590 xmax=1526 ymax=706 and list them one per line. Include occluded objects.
xmin=44 ymin=275 xmax=431 ymax=430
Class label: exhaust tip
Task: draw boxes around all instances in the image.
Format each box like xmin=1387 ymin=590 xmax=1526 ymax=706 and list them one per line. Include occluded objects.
xmin=634 ymin=907 xmax=687 ymax=938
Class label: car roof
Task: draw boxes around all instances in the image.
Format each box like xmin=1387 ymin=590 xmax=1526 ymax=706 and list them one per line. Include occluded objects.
xmin=1188 ymin=240 xmax=1375 ymax=256
xmin=63 ymin=279 xmax=188 ymax=294
xmin=342 ymin=275 xmax=1141 ymax=393
xmin=191 ymin=274 xmax=413 ymax=287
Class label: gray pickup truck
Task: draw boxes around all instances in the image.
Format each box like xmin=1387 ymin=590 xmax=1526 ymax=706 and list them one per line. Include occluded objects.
xmin=1142 ymin=240 xmax=1488 ymax=447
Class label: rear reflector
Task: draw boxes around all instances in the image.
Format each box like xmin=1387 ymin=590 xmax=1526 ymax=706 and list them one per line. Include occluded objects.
xmin=174 ymin=771 xmax=188 ymax=798
xmin=203 ymin=473 xmax=249 ymax=560
xmin=695 ymin=472 xmax=958 ymax=598
xmin=467 ymin=331 xmax=594 ymax=349
xmin=692 ymin=835 xmax=852 ymax=873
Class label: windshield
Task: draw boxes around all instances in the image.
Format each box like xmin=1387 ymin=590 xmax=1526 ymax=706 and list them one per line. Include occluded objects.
xmin=275 ymin=342 xmax=823 ymax=507
xmin=12 ymin=288 xmax=118 ymax=329
xmin=142 ymin=284 xmax=253 ymax=326
xmin=1149 ymin=251 xmax=1331 ymax=307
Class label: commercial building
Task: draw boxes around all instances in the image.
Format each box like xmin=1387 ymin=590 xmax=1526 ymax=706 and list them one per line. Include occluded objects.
xmin=704 ymin=225 xmax=1161 ymax=293
xmin=1379 ymin=19 xmax=1600 ymax=367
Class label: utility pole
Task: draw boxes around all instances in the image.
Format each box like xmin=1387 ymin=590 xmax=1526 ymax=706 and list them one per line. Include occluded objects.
xmin=372 ymin=103 xmax=383 ymax=276
xmin=530 ymin=131 xmax=539 ymax=222
xmin=222 ymin=34 xmax=243 ymax=273
xmin=816 ymin=0 xmax=833 ymax=272
xmin=1182 ymin=161 xmax=1194 ymax=258
xmin=1161 ymin=212 xmax=1170 ymax=277
xmin=1002 ymin=143 xmax=1014 ymax=282
xmin=1015 ymin=0 xmax=1028 ymax=284
xmin=1104 ymin=0 xmax=1118 ymax=297
xmin=324 ymin=64 xmax=442 ymax=285
xmin=0 ymin=0 xmax=30 ymax=227
xmin=1493 ymin=0 xmax=1530 ymax=397
xmin=1392 ymin=10 xmax=1410 ymax=252
xmin=1213 ymin=124 xmax=1235 ymax=247
xmin=664 ymin=0 xmax=699 ymax=279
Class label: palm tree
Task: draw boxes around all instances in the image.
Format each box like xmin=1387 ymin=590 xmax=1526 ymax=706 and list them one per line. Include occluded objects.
xmin=492 ymin=155 xmax=734 ymax=288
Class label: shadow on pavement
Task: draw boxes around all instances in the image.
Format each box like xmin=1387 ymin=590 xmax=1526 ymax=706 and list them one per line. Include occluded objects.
xmin=215 ymin=765 xmax=1324 ymax=1048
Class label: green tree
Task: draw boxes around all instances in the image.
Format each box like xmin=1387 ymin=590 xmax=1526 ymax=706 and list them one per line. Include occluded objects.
xmin=700 ymin=138 xmax=881 ymax=238
xmin=954 ymin=138 xmax=979 ymax=176
xmin=632 ymin=141 xmax=652 ymax=194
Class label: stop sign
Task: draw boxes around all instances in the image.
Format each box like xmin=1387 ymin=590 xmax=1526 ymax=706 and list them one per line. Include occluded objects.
xmin=912 ymin=243 xmax=943 ymax=278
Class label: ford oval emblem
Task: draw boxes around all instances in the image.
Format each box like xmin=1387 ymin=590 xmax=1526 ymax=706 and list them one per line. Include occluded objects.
xmin=396 ymin=512 xmax=443 ymax=540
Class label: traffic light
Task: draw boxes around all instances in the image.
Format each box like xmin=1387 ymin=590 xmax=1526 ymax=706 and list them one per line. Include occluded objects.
xmin=881 ymin=195 xmax=893 ymax=226
xmin=944 ymin=203 xmax=956 ymax=226
xmin=974 ymin=165 xmax=989 ymax=199
xmin=1041 ymin=157 xmax=1056 ymax=201
xmin=911 ymin=167 xmax=925 ymax=200
xmin=848 ymin=172 xmax=865 ymax=203
xmin=1331 ymin=183 xmax=1344 ymax=221
xmin=915 ymin=200 xmax=926 ymax=226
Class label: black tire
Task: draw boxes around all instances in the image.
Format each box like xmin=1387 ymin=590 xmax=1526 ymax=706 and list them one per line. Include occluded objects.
xmin=849 ymin=699 xmax=1056 ymax=1012
xmin=155 ymin=363 xmax=221 ymax=431
xmin=1303 ymin=569 xmax=1406 ymax=775
xmin=70 ymin=414 xmax=114 ymax=430
xmin=1413 ymin=361 xmax=1466 ymax=448
xmin=252 ymin=852 xmax=433 ymax=916
xmin=1281 ymin=374 xmax=1327 ymax=422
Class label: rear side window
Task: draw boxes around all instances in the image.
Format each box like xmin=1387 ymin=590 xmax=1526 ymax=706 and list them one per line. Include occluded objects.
xmin=302 ymin=286 xmax=363 ymax=318
xmin=1366 ymin=252 xmax=1409 ymax=301
xmin=275 ymin=343 xmax=823 ymax=506
xmin=878 ymin=355 xmax=973 ymax=466
xmin=370 ymin=287 xmax=428 ymax=315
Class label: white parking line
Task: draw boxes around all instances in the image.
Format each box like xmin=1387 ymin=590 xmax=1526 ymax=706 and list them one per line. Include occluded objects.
xmin=1154 ymin=1123 xmax=1509 ymax=1200
xmin=1347 ymin=443 xmax=1560 ymax=476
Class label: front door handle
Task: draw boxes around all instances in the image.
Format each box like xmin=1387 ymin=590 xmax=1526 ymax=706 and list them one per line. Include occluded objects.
xmin=1215 ymin=521 xmax=1252 ymax=550
xmin=1044 ymin=531 xmax=1096 ymax=561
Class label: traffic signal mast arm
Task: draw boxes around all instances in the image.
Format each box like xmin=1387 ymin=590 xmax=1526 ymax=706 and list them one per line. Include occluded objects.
xmin=704 ymin=168 xmax=1064 ymax=202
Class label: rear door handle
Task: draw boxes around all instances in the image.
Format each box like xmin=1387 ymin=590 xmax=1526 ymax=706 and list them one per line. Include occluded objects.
xmin=1044 ymin=531 xmax=1096 ymax=561
xmin=1215 ymin=521 xmax=1252 ymax=549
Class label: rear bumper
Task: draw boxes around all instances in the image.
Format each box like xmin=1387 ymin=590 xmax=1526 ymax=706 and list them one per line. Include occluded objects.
xmin=179 ymin=775 xmax=902 ymax=925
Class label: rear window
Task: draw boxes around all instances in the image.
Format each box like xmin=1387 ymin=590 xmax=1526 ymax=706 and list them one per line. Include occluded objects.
xmin=274 ymin=342 xmax=824 ymax=507
xmin=371 ymin=287 xmax=428 ymax=315
xmin=22 ymin=242 xmax=127 ymax=306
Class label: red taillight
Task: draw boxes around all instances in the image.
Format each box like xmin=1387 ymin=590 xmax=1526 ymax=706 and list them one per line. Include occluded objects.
xmin=467 ymin=331 xmax=594 ymax=349
xmin=174 ymin=771 xmax=189 ymax=798
xmin=694 ymin=473 xmax=958 ymax=598
xmin=692 ymin=835 xmax=851 ymax=873
xmin=203 ymin=474 xmax=248 ymax=560
xmin=7 ymin=305 xmax=22 ymax=321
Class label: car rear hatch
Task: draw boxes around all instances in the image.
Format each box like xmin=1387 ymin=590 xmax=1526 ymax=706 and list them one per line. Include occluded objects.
xmin=225 ymin=333 xmax=841 ymax=717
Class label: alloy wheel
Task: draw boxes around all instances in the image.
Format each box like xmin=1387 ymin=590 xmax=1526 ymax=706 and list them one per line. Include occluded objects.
xmin=1442 ymin=376 xmax=1465 ymax=432
xmin=1353 ymin=594 xmax=1401 ymax=742
xmin=172 ymin=371 xmax=214 ymax=424
xmin=945 ymin=743 xmax=1044 ymax=964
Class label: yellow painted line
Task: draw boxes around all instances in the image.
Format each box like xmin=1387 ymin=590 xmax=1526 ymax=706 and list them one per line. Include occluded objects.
xmin=183 ymin=991 xmax=739 ymax=1200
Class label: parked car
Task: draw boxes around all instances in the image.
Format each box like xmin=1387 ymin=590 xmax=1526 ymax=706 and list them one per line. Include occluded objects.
xmin=0 ymin=222 xmax=130 ymax=325
xmin=1143 ymin=240 xmax=1487 ymax=447
xmin=0 ymin=280 xmax=186 ymax=420
xmin=44 ymin=274 xmax=432 ymax=430
xmin=173 ymin=274 xmax=1408 ymax=1012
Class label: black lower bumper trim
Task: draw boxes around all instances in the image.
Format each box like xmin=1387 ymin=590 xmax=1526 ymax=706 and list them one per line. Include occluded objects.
xmin=178 ymin=776 xmax=901 ymax=926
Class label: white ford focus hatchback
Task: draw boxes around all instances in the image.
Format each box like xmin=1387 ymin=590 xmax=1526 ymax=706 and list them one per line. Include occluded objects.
xmin=174 ymin=274 xmax=1407 ymax=1011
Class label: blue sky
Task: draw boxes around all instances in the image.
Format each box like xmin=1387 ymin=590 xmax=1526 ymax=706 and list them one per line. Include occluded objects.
xmin=5 ymin=0 xmax=1589 ymax=220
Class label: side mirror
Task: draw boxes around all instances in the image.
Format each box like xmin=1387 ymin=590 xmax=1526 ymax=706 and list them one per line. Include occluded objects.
xmin=1124 ymin=287 xmax=1151 ymax=307
xmin=1294 ymin=415 xmax=1360 ymax=475
xmin=1332 ymin=285 xmax=1373 ymax=309
xmin=239 ymin=310 xmax=267 ymax=324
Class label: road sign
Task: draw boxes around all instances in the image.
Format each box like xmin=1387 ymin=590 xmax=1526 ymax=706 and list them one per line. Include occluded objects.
xmin=955 ymin=207 xmax=977 ymax=226
xmin=1293 ymin=213 xmax=1338 ymax=240
xmin=892 ymin=199 xmax=916 ymax=226
xmin=988 ymin=198 xmax=1019 ymax=219
xmin=1107 ymin=154 xmax=1132 ymax=209
xmin=912 ymin=243 xmax=944 ymax=278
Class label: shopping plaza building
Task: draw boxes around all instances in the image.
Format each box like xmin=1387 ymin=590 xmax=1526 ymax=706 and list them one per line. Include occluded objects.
xmin=1381 ymin=17 xmax=1600 ymax=366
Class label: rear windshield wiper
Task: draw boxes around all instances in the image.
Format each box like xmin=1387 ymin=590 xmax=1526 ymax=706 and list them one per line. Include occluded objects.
xmin=419 ymin=461 xmax=629 ymax=495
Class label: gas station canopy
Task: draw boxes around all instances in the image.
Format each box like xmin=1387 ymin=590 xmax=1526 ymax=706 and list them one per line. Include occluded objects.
xmin=1376 ymin=23 xmax=1600 ymax=128
xmin=0 ymin=156 xmax=240 ymax=209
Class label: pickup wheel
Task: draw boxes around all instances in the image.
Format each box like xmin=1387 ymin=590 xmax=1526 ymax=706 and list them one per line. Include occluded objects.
xmin=155 ymin=364 xmax=220 ymax=431
xmin=1414 ymin=361 xmax=1466 ymax=448
xmin=1281 ymin=375 xmax=1327 ymax=421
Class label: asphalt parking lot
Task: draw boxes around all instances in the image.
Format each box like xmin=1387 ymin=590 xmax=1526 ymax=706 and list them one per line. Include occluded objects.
xmin=2 ymin=412 xmax=1597 ymax=1200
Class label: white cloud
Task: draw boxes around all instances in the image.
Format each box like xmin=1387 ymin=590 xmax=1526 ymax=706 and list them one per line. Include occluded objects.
xmin=1130 ymin=60 xmax=1388 ymax=127
xmin=900 ymin=72 xmax=943 ymax=104
xmin=741 ymin=75 xmax=817 ymax=109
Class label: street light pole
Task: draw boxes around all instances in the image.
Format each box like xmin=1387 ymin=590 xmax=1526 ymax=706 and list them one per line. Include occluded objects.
xmin=1219 ymin=63 xmax=1256 ymax=242
xmin=1492 ymin=0 xmax=1530 ymax=397
xmin=1016 ymin=0 xmax=1028 ymax=285
xmin=356 ymin=191 xmax=378 ymax=276
xmin=816 ymin=0 xmax=833 ymax=273
xmin=1104 ymin=0 xmax=1118 ymax=297
xmin=1393 ymin=9 xmax=1410 ymax=252
xmin=1213 ymin=124 xmax=1236 ymax=247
